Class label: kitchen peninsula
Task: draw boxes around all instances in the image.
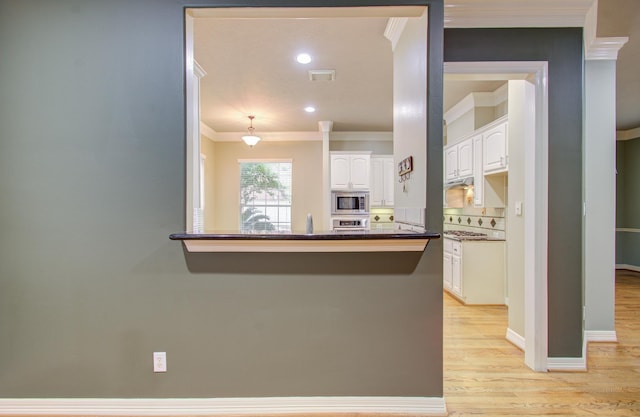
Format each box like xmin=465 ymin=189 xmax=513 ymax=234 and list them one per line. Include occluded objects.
xmin=170 ymin=229 xmax=440 ymax=252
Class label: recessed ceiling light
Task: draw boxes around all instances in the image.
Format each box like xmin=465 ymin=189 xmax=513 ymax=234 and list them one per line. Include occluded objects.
xmin=304 ymin=106 xmax=316 ymax=113
xmin=296 ymin=53 xmax=312 ymax=64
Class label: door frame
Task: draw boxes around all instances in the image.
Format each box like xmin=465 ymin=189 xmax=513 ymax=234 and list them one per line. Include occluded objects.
xmin=444 ymin=61 xmax=549 ymax=371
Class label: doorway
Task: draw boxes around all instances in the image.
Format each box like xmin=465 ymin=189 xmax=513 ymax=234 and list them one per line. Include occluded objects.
xmin=444 ymin=62 xmax=549 ymax=372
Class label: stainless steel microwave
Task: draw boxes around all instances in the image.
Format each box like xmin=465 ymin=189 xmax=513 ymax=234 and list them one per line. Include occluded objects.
xmin=331 ymin=191 xmax=370 ymax=215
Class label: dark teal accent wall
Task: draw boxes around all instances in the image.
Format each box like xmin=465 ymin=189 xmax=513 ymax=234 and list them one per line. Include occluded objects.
xmin=0 ymin=0 xmax=445 ymax=398
xmin=616 ymin=138 xmax=640 ymax=267
xmin=444 ymin=28 xmax=584 ymax=358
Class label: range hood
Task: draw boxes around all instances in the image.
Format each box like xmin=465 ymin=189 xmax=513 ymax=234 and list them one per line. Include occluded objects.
xmin=444 ymin=176 xmax=474 ymax=190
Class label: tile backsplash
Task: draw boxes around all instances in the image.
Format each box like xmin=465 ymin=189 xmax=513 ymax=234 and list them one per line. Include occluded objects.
xmin=443 ymin=207 xmax=506 ymax=239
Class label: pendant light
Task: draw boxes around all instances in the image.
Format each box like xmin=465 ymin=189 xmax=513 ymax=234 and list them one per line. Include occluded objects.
xmin=242 ymin=115 xmax=261 ymax=147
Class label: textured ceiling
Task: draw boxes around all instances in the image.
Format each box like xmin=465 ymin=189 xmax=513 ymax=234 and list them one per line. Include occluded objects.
xmin=194 ymin=16 xmax=393 ymax=133
xmin=194 ymin=3 xmax=640 ymax=136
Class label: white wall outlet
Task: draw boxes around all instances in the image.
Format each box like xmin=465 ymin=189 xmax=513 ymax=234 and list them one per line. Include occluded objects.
xmin=153 ymin=352 xmax=167 ymax=373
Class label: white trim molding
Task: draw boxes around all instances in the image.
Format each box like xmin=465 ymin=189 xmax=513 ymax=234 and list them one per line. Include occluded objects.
xmin=443 ymin=0 xmax=594 ymax=28
xmin=585 ymin=330 xmax=618 ymax=343
xmin=384 ymin=17 xmax=408 ymax=51
xmin=547 ymin=337 xmax=587 ymax=372
xmin=0 ymin=397 xmax=448 ymax=416
xmin=586 ymin=37 xmax=629 ymax=60
xmin=547 ymin=356 xmax=587 ymax=372
xmin=616 ymin=264 xmax=640 ymax=273
xmin=616 ymin=228 xmax=640 ymax=233
xmin=506 ymin=328 xmax=525 ymax=351
xmin=443 ymin=84 xmax=508 ymax=125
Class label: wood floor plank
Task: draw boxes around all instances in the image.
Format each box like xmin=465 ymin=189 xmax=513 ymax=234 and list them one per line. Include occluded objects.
xmin=444 ymin=270 xmax=640 ymax=416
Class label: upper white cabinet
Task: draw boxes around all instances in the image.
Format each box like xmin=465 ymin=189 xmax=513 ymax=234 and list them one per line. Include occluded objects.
xmin=457 ymin=139 xmax=473 ymax=178
xmin=444 ymin=146 xmax=459 ymax=182
xmin=371 ymin=156 xmax=394 ymax=207
xmin=483 ymin=120 xmax=508 ymax=174
xmin=472 ymin=134 xmax=484 ymax=207
xmin=330 ymin=153 xmax=371 ymax=190
xmin=444 ymin=137 xmax=473 ymax=182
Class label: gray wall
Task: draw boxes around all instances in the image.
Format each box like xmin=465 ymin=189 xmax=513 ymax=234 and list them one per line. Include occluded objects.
xmin=617 ymin=138 xmax=640 ymax=267
xmin=0 ymin=0 xmax=445 ymax=398
xmin=444 ymin=28 xmax=584 ymax=358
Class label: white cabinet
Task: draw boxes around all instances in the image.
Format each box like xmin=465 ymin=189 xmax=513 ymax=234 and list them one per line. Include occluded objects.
xmin=444 ymin=238 xmax=463 ymax=297
xmin=443 ymin=237 xmax=505 ymax=305
xmin=443 ymin=251 xmax=453 ymax=290
xmin=444 ymin=137 xmax=473 ymax=182
xmin=472 ymin=134 xmax=484 ymax=207
xmin=330 ymin=153 xmax=370 ymax=190
xmin=483 ymin=121 xmax=508 ymax=174
xmin=444 ymin=146 xmax=459 ymax=182
xmin=457 ymin=139 xmax=473 ymax=177
xmin=371 ymin=156 xmax=394 ymax=207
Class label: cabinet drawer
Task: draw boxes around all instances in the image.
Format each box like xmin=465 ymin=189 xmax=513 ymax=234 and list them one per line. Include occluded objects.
xmin=444 ymin=238 xmax=454 ymax=253
xmin=451 ymin=241 xmax=461 ymax=255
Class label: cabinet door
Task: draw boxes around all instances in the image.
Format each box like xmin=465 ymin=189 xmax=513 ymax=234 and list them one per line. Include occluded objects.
xmin=452 ymin=254 xmax=462 ymax=296
xmin=370 ymin=158 xmax=385 ymax=206
xmin=349 ymin=155 xmax=370 ymax=189
xmin=473 ymin=134 xmax=484 ymax=207
xmin=443 ymin=252 xmax=453 ymax=290
xmin=457 ymin=138 xmax=473 ymax=177
xmin=444 ymin=146 xmax=458 ymax=182
xmin=483 ymin=122 xmax=508 ymax=174
xmin=330 ymin=154 xmax=351 ymax=189
xmin=382 ymin=157 xmax=395 ymax=206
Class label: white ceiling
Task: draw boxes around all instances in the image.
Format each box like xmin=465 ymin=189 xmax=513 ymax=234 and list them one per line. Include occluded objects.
xmin=193 ymin=2 xmax=640 ymax=137
xmin=194 ymin=16 xmax=393 ymax=133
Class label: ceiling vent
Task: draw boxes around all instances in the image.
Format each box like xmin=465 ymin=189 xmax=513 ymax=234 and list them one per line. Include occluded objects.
xmin=308 ymin=69 xmax=336 ymax=81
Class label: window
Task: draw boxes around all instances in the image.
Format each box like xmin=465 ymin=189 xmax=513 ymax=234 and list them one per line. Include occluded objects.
xmin=239 ymin=160 xmax=292 ymax=232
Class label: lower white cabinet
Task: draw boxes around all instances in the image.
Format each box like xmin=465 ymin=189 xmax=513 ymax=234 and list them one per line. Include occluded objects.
xmin=443 ymin=237 xmax=505 ymax=304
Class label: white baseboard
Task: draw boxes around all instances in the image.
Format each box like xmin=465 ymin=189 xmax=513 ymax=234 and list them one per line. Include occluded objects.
xmin=0 ymin=397 xmax=448 ymax=416
xmin=547 ymin=336 xmax=587 ymax=372
xmin=616 ymin=264 xmax=640 ymax=273
xmin=585 ymin=330 xmax=618 ymax=343
xmin=547 ymin=356 xmax=587 ymax=371
xmin=505 ymin=328 xmax=525 ymax=351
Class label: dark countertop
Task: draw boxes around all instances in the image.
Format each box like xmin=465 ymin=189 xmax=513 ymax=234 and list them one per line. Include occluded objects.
xmin=170 ymin=229 xmax=441 ymax=241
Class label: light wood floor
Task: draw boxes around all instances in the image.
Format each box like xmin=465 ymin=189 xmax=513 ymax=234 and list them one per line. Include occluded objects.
xmin=444 ymin=269 xmax=640 ymax=417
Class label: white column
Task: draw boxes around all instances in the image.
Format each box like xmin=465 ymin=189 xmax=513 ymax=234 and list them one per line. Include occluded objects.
xmin=583 ymin=37 xmax=627 ymax=341
xmin=319 ymin=121 xmax=333 ymax=231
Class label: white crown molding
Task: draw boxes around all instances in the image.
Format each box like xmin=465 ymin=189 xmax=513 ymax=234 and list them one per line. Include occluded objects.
xmin=444 ymin=86 xmax=508 ymax=125
xmin=0 ymin=397 xmax=447 ymax=416
xmin=212 ymin=131 xmax=323 ymax=142
xmin=585 ymin=330 xmax=618 ymax=343
xmin=200 ymin=122 xmax=216 ymax=140
xmin=616 ymin=127 xmax=640 ymax=141
xmin=330 ymin=131 xmax=393 ymax=142
xmin=586 ymin=37 xmax=629 ymax=60
xmin=444 ymin=0 xmax=593 ymax=28
xmin=194 ymin=60 xmax=207 ymax=78
xmin=384 ymin=17 xmax=408 ymax=51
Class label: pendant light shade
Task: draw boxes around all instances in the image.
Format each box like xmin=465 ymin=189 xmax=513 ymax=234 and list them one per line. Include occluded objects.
xmin=242 ymin=115 xmax=261 ymax=147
